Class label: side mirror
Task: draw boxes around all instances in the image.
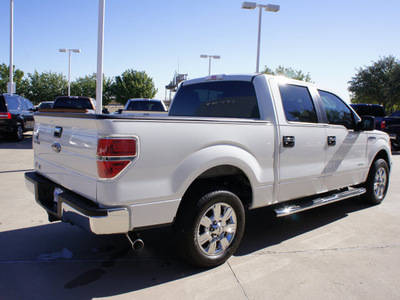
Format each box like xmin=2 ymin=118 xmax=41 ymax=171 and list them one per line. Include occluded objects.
xmin=357 ymin=116 xmax=375 ymax=131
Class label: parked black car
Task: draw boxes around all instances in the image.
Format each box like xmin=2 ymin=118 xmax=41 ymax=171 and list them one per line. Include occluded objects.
xmin=0 ymin=94 xmax=35 ymax=141
xmin=350 ymin=103 xmax=400 ymax=151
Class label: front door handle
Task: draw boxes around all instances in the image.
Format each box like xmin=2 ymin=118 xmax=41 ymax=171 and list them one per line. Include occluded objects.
xmin=328 ymin=136 xmax=336 ymax=146
xmin=283 ymin=136 xmax=295 ymax=148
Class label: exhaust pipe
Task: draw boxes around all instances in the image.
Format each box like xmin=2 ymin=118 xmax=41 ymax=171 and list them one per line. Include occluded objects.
xmin=125 ymin=232 xmax=144 ymax=251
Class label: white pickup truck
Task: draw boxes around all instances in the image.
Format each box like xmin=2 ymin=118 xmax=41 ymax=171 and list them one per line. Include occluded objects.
xmin=25 ymin=74 xmax=391 ymax=267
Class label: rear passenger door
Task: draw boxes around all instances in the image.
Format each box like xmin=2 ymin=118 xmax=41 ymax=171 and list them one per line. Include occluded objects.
xmin=317 ymin=90 xmax=368 ymax=190
xmin=275 ymin=83 xmax=326 ymax=202
xmin=20 ymin=98 xmax=35 ymax=130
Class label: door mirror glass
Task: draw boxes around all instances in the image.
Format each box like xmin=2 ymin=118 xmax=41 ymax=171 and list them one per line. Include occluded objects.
xmin=357 ymin=116 xmax=375 ymax=131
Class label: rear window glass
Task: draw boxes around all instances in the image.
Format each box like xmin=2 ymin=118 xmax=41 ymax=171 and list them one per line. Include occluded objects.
xmin=53 ymin=97 xmax=93 ymax=109
xmin=350 ymin=105 xmax=386 ymax=117
xmin=126 ymin=101 xmax=165 ymax=111
xmin=4 ymin=97 xmax=21 ymax=111
xmin=169 ymin=81 xmax=260 ymax=119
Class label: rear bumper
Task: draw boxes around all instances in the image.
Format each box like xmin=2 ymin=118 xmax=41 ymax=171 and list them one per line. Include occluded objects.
xmin=25 ymin=172 xmax=130 ymax=234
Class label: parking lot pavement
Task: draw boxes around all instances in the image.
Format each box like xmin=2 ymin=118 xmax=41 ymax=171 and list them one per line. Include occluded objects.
xmin=1 ymin=134 xmax=400 ymax=300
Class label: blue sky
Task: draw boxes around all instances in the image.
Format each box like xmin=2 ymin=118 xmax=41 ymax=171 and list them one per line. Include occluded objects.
xmin=0 ymin=0 xmax=399 ymax=102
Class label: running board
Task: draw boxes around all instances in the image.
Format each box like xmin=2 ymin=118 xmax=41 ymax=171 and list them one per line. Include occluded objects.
xmin=274 ymin=188 xmax=366 ymax=217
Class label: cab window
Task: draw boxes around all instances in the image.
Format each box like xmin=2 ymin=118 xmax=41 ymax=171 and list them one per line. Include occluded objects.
xmin=279 ymin=84 xmax=318 ymax=123
xmin=319 ymin=90 xmax=354 ymax=129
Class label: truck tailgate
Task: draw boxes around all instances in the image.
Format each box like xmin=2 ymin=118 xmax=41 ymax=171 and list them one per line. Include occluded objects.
xmin=33 ymin=113 xmax=99 ymax=202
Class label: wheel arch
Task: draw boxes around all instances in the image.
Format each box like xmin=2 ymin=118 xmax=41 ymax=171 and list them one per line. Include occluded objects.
xmin=372 ymin=149 xmax=391 ymax=171
xmin=182 ymin=165 xmax=253 ymax=208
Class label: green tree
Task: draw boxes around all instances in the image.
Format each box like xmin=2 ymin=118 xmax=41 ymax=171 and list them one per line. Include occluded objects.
xmin=70 ymin=74 xmax=114 ymax=105
xmin=0 ymin=63 xmax=27 ymax=95
xmin=348 ymin=56 xmax=400 ymax=113
xmin=262 ymin=65 xmax=313 ymax=82
xmin=111 ymin=69 xmax=157 ymax=105
xmin=20 ymin=71 xmax=67 ymax=104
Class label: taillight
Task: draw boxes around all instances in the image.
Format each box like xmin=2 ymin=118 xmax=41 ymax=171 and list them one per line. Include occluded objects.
xmin=97 ymin=138 xmax=137 ymax=179
xmin=0 ymin=112 xmax=11 ymax=119
xmin=381 ymin=121 xmax=386 ymax=130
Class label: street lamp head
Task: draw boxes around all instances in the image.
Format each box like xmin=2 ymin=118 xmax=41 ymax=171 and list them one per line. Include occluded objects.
xmin=59 ymin=49 xmax=67 ymax=52
xmin=265 ymin=4 xmax=280 ymax=12
xmin=200 ymin=54 xmax=208 ymax=58
xmin=242 ymin=2 xmax=257 ymax=9
xmin=72 ymin=49 xmax=81 ymax=53
xmin=212 ymin=55 xmax=221 ymax=59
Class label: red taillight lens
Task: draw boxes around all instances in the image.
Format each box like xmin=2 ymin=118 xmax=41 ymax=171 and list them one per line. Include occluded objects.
xmin=97 ymin=138 xmax=137 ymax=179
xmin=97 ymin=138 xmax=136 ymax=157
xmin=97 ymin=161 xmax=131 ymax=178
xmin=0 ymin=112 xmax=11 ymax=119
xmin=381 ymin=121 xmax=386 ymax=130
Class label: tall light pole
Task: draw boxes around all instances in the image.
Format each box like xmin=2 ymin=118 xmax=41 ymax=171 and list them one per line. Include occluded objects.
xmin=59 ymin=48 xmax=81 ymax=96
xmin=8 ymin=0 xmax=14 ymax=95
xmin=242 ymin=2 xmax=280 ymax=73
xmin=200 ymin=54 xmax=221 ymax=75
xmin=96 ymin=0 xmax=105 ymax=114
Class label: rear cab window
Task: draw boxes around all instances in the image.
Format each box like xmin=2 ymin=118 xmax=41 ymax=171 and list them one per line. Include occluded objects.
xmin=169 ymin=81 xmax=260 ymax=119
xmin=126 ymin=101 xmax=165 ymax=111
xmin=53 ymin=97 xmax=94 ymax=109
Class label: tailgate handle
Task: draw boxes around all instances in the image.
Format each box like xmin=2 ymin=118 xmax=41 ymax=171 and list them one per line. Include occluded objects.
xmin=283 ymin=136 xmax=295 ymax=148
xmin=54 ymin=127 xmax=63 ymax=138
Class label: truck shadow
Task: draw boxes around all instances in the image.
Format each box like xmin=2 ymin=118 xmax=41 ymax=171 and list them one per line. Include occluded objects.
xmin=0 ymin=133 xmax=33 ymax=149
xmin=0 ymin=197 xmax=371 ymax=299
xmin=237 ymin=197 xmax=371 ymax=256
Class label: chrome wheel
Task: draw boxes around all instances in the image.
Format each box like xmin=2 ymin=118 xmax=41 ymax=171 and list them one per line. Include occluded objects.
xmin=196 ymin=202 xmax=237 ymax=256
xmin=374 ymin=167 xmax=387 ymax=200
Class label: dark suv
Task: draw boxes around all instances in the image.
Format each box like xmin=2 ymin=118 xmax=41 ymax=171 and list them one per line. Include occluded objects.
xmin=0 ymin=94 xmax=35 ymax=141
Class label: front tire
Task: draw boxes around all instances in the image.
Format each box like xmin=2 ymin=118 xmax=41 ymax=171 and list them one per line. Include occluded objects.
xmin=176 ymin=189 xmax=245 ymax=268
xmin=362 ymin=159 xmax=389 ymax=205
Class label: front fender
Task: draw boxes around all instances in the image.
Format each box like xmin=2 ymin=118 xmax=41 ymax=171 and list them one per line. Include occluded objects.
xmin=367 ymin=132 xmax=392 ymax=170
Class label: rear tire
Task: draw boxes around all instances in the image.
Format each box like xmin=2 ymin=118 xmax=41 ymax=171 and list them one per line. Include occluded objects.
xmin=175 ymin=188 xmax=245 ymax=268
xmin=362 ymin=159 xmax=389 ymax=205
xmin=13 ymin=124 xmax=24 ymax=142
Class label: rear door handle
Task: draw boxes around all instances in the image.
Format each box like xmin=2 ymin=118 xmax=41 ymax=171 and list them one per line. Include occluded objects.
xmin=283 ymin=136 xmax=295 ymax=148
xmin=328 ymin=136 xmax=336 ymax=146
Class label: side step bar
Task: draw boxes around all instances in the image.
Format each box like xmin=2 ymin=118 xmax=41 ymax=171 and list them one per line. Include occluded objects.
xmin=274 ymin=187 xmax=366 ymax=217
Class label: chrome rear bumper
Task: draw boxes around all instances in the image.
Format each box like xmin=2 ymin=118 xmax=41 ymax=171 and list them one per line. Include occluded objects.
xmin=25 ymin=172 xmax=130 ymax=234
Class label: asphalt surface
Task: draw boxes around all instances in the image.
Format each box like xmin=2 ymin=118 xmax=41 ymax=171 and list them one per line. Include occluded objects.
xmin=1 ymin=133 xmax=399 ymax=300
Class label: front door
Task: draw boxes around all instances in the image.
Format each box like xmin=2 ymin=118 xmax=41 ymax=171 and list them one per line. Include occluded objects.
xmin=318 ymin=90 xmax=368 ymax=190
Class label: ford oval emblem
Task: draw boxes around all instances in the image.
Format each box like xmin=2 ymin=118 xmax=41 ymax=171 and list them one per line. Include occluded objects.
xmin=52 ymin=142 xmax=62 ymax=153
